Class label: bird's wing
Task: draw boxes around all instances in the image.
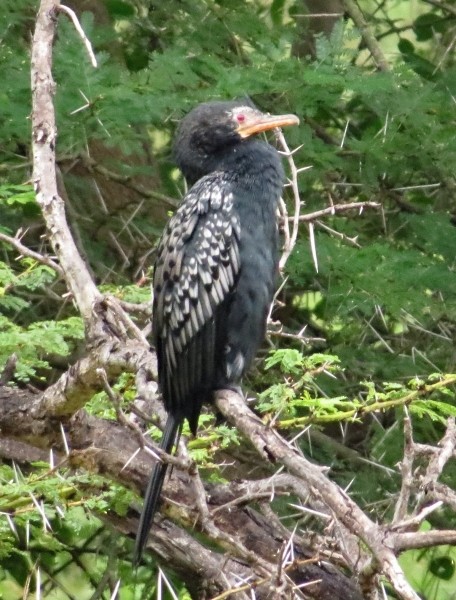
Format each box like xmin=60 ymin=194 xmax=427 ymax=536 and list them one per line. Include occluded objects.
xmin=153 ymin=173 xmax=241 ymax=430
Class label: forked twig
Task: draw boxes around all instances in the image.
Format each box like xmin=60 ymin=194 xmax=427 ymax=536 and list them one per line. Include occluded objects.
xmin=276 ymin=130 xmax=310 ymax=270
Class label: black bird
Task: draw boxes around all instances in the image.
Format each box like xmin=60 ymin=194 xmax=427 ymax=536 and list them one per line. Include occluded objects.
xmin=134 ymin=100 xmax=299 ymax=563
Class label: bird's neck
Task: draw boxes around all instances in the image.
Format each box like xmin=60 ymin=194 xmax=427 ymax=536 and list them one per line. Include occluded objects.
xmin=179 ymin=140 xmax=284 ymax=189
xmin=216 ymin=140 xmax=283 ymax=182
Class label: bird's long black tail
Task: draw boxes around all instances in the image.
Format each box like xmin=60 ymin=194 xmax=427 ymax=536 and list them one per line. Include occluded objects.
xmin=133 ymin=414 xmax=179 ymax=565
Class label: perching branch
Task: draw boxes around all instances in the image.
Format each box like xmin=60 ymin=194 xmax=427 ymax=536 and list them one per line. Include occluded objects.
xmin=215 ymin=389 xmax=421 ymax=600
xmin=0 ymin=385 xmax=363 ymax=600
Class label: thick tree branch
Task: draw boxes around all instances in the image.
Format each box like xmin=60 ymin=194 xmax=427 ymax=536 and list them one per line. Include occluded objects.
xmin=38 ymin=338 xmax=153 ymax=418
xmin=0 ymin=386 xmax=363 ymax=600
xmin=422 ymin=417 xmax=456 ymax=488
xmin=31 ymin=0 xmax=100 ymax=325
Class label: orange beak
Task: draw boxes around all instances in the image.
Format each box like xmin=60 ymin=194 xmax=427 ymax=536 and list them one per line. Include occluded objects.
xmin=236 ymin=112 xmax=300 ymax=138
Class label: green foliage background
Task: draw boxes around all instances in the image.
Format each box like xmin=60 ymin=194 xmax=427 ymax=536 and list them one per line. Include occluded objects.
xmin=0 ymin=0 xmax=455 ymax=598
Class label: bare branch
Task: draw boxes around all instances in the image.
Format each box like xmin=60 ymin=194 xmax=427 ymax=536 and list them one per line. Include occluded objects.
xmin=80 ymin=153 xmax=178 ymax=208
xmin=0 ymin=231 xmax=64 ymax=276
xmin=58 ymin=5 xmax=97 ymax=67
xmin=424 ymin=482 xmax=456 ymax=512
xmin=288 ymin=201 xmax=381 ymax=222
xmin=393 ymin=411 xmax=415 ymax=523
xmin=215 ymin=389 xmax=420 ymax=600
xmin=267 ymin=321 xmax=326 ymax=345
xmin=392 ymin=502 xmax=444 ymax=535
xmin=276 ymin=130 xmax=309 ymax=270
xmin=315 ymin=220 xmax=361 ymax=248
xmin=422 ymin=417 xmax=456 ymax=488
xmin=343 ymin=0 xmax=391 ymax=72
xmin=115 ymin=298 xmax=153 ymax=316
xmin=392 ymin=529 xmax=456 ymax=552
xmin=38 ymin=338 xmax=153 ymax=418
xmin=31 ymin=0 xmax=100 ymax=324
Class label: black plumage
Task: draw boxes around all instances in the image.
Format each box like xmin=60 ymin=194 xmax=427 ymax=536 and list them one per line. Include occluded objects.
xmin=134 ymin=100 xmax=299 ymax=563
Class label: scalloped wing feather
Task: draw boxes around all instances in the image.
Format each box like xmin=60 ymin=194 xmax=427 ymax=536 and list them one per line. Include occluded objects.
xmin=153 ymin=173 xmax=241 ymax=428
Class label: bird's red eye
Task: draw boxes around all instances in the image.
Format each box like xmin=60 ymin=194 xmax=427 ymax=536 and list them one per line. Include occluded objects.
xmin=236 ymin=114 xmax=246 ymax=123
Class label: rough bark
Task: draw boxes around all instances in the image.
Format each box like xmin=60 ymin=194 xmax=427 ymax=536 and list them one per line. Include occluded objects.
xmin=0 ymin=385 xmax=363 ymax=600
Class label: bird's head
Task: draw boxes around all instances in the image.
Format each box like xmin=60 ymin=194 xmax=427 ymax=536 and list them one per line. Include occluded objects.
xmin=173 ymin=100 xmax=299 ymax=184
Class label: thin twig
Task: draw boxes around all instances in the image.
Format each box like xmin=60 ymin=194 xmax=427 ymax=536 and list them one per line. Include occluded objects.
xmin=316 ymin=220 xmax=361 ymax=248
xmin=276 ymin=130 xmax=309 ymax=270
xmin=80 ymin=153 xmax=178 ymax=207
xmin=391 ymin=502 xmax=443 ymax=532
xmin=58 ymin=5 xmax=98 ymax=67
xmin=422 ymin=417 xmax=456 ymax=489
xmin=287 ymin=201 xmax=380 ymax=222
xmin=97 ymin=367 xmax=144 ymax=445
xmin=0 ymin=231 xmax=64 ymax=276
xmin=268 ymin=324 xmax=326 ymax=345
